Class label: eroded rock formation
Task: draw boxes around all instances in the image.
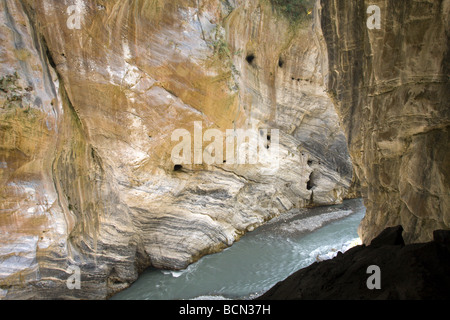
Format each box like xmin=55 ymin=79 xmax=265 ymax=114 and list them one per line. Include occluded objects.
xmin=319 ymin=0 xmax=450 ymax=244
xmin=0 ymin=0 xmax=353 ymax=299
xmin=2 ymin=0 xmax=447 ymax=301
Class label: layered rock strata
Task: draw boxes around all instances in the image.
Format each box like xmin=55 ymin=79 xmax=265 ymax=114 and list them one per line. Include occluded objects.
xmin=0 ymin=0 xmax=353 ymax=299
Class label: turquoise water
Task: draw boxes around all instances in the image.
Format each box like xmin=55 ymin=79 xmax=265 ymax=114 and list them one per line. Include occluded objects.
xmin=111 ymin=198 xmax=365 ymax=300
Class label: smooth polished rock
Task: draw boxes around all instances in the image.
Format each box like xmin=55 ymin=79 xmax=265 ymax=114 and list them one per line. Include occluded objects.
xmin=0 ymin=0 xmax=354 ymax=299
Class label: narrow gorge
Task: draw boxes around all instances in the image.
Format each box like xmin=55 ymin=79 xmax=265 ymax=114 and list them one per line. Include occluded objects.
xmin=0 ymin=0 xmax=448 ymax=300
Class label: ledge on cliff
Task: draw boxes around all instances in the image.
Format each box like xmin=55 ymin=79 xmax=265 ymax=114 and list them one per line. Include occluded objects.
xmin=258 ymin=226 xmax=450 ymax=299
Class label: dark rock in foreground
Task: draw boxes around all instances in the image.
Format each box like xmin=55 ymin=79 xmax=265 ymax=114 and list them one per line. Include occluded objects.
xmin=258 ymin=226 xmax=450 ymax=300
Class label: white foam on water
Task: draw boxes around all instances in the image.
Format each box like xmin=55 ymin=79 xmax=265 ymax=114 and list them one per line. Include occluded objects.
xmin=160 ymin=259 xmax=200 ymax=278
xmin=111 ymin=199 xmax=366 ymax=300
xmin=189 ymin=295 xmax=231 ymax=300
xmin=309 ymin=237 xmax=362 ymax=262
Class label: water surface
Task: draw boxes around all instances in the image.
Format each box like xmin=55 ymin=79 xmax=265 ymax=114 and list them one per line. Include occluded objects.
xmin=112 ymin=198 xmax=365 ymax=300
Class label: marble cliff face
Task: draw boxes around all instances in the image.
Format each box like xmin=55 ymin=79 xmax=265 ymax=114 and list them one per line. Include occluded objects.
xmin=0 ymin=0 xmax=447 ymax=300
xmin=319 ymin=0 xmax=449 ymax=244
xmin=0 ymin=0 xmax=353 ymax=299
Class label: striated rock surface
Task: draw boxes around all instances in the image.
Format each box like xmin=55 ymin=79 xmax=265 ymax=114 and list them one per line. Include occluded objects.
xmin=0 ymin=0 xmax=354 ymax=299
xmin=319 ymin=0 xmax=450 ymax=244
xmin=259 ymin=226 xmax=450 ymax=300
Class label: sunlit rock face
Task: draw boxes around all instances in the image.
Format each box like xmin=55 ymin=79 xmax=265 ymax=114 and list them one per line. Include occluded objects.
xmin=319 ymin=0 xmax=449 ymax=244
xmin=0 ymin=0 xmax=354 ymax=299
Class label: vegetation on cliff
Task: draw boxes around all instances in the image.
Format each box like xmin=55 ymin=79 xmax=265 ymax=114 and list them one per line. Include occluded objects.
xmin=269 ymin=0 xmax=315 ymax=24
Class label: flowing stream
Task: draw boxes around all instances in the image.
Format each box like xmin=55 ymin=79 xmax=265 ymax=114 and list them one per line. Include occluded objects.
xmin=111 ymin=198 xmax=365 ymax=300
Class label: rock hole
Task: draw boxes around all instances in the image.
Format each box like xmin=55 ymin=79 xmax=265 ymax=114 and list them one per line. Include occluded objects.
xmin=174 ymin=165 xmax=183 ymax=171
xmin=45 ymin=46 xmax=57 ymax=69
xmin=246 ymin=53 xmax=255 ymax=65
xmin=266 ymin=134 xmax=271 ymax=149
xmin=278 ymin=58 xmax=284 ymax=68
xmin=307 ymin=172 xmax=314 ymax=190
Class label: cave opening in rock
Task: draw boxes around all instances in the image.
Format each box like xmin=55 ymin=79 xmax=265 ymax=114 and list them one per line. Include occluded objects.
xmin=173 ymin=165 xmax=183 ymax=171
xmin=266 ymin=134 xmax=271 ymax=149
xmin=246 ymin=53 xmax=255 ymax=65
xmin=307 ymin=172 xmax=314 ymax=190
xmin=278 ymin=57 xmax=284 ymax=67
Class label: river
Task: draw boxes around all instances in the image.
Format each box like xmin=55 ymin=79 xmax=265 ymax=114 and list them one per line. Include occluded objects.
xmin=111 ymin=198 xmax=365 ymax=300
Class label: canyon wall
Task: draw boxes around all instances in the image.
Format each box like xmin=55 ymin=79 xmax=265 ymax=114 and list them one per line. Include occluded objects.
xmin=0 ymin=0 xmax=353 ymax=299
xmin=318 ymin=0 xmax=449 ymax=244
